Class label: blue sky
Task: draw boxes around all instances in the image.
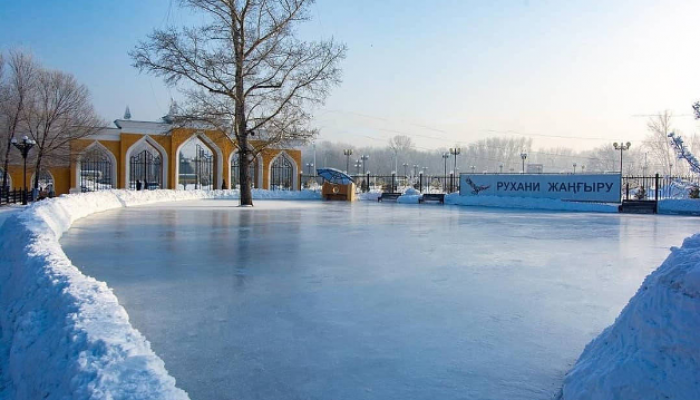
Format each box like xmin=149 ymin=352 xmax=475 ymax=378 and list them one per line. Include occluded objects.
xmin=1 ymin=0 xmax=699 ymax=150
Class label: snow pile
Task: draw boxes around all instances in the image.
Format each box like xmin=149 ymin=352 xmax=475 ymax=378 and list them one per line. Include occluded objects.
xmin=444 ymin=194 xmax=619 ymax=213
xmin=356 ymin=191 xmax=382 ymax=201
xmin=0 ymin=189 xmax=319 ymax=400
xmin=560 ymin=234 xmax=700 ymax=400
xmin=397 ymin=194 xmax=422 ymax=204
xmin=658 ymin=199 xmax=700 ymax=215
xmin=403 ymin=187 xmax=420 ymax=195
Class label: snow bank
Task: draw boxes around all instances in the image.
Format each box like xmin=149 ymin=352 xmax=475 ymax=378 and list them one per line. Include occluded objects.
xmin=397 ymin=194 xmax=421 ymax=204
xmin=0 ymin=189 xmax=319 ymax=400
xmin=560 ymin=234 xmax=700 ymax=400
xmin=658 ymin=199 xmax=700 ymax=215
xmin=444 ymin=194 xmax=619 ymax=213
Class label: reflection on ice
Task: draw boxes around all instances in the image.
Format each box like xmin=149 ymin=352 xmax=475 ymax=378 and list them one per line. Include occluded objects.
xmin=60 ymin=200 xmax=698 ymax=400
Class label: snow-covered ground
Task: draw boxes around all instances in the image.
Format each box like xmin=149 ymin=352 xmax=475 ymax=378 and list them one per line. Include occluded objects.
xmin=560 ymin=233 xmax=700 ymax=399
xmin=0 ymin=189 xmax=319 ymax=400
xmin=59 ymin=200 xmax=699 ymax=400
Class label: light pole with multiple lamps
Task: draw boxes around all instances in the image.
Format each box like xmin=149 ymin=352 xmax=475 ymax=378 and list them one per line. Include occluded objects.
xmin=11 ymin=135 xmax=36 ymax=205
xmin=573 ymin=163 xmax=577 ymax=174
xmin=343 ymin=149 xmax=353 ymax=173
xmin=413 ymin=164 xmax=419 ymax=177
xmin=450 ymin=147 xmax=461 ymax=192
xmin=360 ymin=155 xmax=369 ymax=175
xmin=612 ymin=141 xmax=631 ymax=174
xmin=520 ymin=152 xmax=528 ymax=174
xmin=354 ymin=160 xmax=361 ymax=175
xmin=403 ymin=163 xmax=409 ymax=177
xmin=306 ymin=162 xmax=314 ymax=176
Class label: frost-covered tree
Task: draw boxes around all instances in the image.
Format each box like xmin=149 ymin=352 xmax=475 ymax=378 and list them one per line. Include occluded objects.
xmin=644 ymin=111 xmax=675 ymax=175
xmin=0 ymin=50 xmax=37 ymax=190
xmin=131 ymin=0 xmax=346 ymax=206
xmin=22 ymin=68 xmax=103 ymax=190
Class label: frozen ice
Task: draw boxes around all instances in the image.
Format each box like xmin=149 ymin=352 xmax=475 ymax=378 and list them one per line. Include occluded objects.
xmin=59 ymin=199 xmax=700 ymax=400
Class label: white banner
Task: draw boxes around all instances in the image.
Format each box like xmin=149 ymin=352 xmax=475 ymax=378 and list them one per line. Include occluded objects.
xmin=459 ymin=174 xmax=622 ymax=203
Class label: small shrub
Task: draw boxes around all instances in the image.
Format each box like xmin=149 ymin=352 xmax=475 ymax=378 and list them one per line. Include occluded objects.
xmin=635 ymin=186 xmax=647 ymax=200
xmin=689 ymin=186 xmax=700 ymax=199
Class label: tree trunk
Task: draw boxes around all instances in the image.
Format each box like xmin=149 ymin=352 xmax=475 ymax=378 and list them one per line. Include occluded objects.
xmin=33 ymin=153 xmax=42 ymax=190
xmin=1 ymin=144 xmax=11 ymax=189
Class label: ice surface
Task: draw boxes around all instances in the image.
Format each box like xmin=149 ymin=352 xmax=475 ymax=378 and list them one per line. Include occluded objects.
xmin=60 ymin=199 xmax=700 ymax=400
xmin=0 ymin=190 xmax=319 ymax=400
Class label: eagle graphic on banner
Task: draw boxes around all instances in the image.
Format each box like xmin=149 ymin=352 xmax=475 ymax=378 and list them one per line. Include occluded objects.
xmin=465 ymin=177 xmax=491 ymax=195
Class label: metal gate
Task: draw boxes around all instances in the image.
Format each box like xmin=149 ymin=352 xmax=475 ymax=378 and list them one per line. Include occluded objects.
xmin=80 ymin=150 xmax=113 ymax=192
xmin=271 ymin=156 xmax=293 ymax=190
xmin=130 ymin=149 xmax=162 ymax=189
xmin=231 ymin=152 xmax=257 ymax=189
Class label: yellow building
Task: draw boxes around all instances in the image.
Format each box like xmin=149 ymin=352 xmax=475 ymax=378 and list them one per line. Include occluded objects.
xmin=3 ymin=115 xmax=303 ymax=196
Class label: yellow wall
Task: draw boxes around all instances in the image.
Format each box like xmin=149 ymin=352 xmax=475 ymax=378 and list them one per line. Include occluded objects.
xmin=6 ymin=130 xmax=302 ymax=195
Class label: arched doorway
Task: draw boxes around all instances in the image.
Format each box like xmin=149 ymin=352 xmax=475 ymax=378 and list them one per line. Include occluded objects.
xmin=129 ymin=141 xmax=163 ymax=190
xmin=230 ymin=151 xmax=260 ymax=189
xmin=178 ymin=138 xmax=214 ymax=190
xmin=0 ymin=168 xmax=11 ymax=191
xmin=270 ymin=154 xmax=295 ymax=190
xmin=31 ymin=169 xmax=54 ymax=192
xmin=79 ymin=145 xmax=116 ymax=192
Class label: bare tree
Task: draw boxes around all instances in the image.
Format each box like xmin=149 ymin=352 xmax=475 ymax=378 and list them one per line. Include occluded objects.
xmin=388 ymin=135 xmax=413 ymax=172
xmin=21 ymin=68 xmax=103 ymax=190
xmin=644 ymin=110 xmax=675 ymax=175
xmin=0 ymin=50 xmax=37 ymax=190
xmin=131 ymin=0 xmax=346 ymax=205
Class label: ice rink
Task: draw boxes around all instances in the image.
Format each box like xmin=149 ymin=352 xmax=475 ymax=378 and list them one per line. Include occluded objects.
xmin=60 ymin=200 xmax=699 ymax=400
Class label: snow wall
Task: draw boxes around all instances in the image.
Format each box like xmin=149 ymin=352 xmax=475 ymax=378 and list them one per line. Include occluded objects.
xmin=0 ymin=189 xmax=320 ymax=400
xmin=560 ymin=234 xmax=700 ymax=400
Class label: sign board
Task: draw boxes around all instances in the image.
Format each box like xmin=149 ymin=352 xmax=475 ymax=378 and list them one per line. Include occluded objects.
xmin=459 ymin=174 xmax=621 ymax=203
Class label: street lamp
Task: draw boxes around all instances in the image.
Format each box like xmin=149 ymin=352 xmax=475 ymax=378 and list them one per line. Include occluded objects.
xmin=471 ymin=165 xmax=476 ymax=173
xmin=499 ymin=163 xmax=504 ymax=173
xmin=612 ymin=141 xmax=631 ymax=174
xmin=11 ymin=135 xmax=36 ymax=205
xmin=450 ymin=147 xmax=461 ymax=175
xmin=360 ymin=155 xmax=369 ymax=175
xmin=581 ymin=165 xmax=585 ymax=173
xmin=573 ymin=163 xmax=577 ymax=174
xmin=354 ymin=160 xmax=361 ymax=175
xmin=413 ymin=164 xmax=419 ymax=177
xmin=441 ymin=153 xmax=449 ymax=177
xmin=306 ymin=162 xmax=314 ymax=175
xmin=403 ymin=163 xmax=409 ymax=177
xmin=520 ymin=152 xmax=528 ymax=174
xmin=343 ymin=149 xmax=353 ymax=173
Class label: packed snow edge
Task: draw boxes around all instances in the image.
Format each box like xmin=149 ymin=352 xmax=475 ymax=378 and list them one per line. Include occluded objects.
xmin=0 ymin=189 xmax=319 ymax=400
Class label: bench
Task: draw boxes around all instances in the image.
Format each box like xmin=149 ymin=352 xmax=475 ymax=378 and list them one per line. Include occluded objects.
xmin=378 ymin=192 xmax=402 ymax=202
xmin=419 ymin=193 xmax=445 ymax=204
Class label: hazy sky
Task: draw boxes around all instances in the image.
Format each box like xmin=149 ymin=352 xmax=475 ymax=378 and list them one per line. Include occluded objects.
xmin=2 ymin=0 xmax=699 ymax=151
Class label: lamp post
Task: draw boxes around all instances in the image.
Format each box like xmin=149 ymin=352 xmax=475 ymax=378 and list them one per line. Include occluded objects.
xmin=499 ymin=163 xmax=503 ymax=174
xmin=354 ymin=160 xmax=361 ymax=175
xmin=520 ymin=152 xmax=528 ymax=174
xmin=361 ymin=155 xmax=369 ymax=175
xmin=306 ymin=162 xmax=314 ymax=176
xmin=343 ymin=149 xmax=353 ymax=173
xmin=403 ymin=163 xmax=409 ymax=177
xmin=450 ymin=147 xmax=461 ymax=176
xmin=470 ymin=165 xmax=476 ymax=173
xmin=612 ymin=141 xmax=631 ymax=174
xmin=581 ymin=165 xmax=585 ymax=173
xmin=573 ymin=163 xmax=577 ymax=174
xmin=11 ymin=135 xmax=36 ymax=205
xmin=413 ymin=164 xmax=419 ymax=177
xmin=441 ymin=153 xmax=449 ymax=177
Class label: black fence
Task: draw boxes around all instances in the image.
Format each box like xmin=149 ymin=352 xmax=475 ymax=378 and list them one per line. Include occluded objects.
xmin=301 ymin=173 xmax=461 ymax=193
xmin=0 ymin=187 xmax=30 ymax=206
xmin=621 ymin=174 xmax=700 ymax=201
